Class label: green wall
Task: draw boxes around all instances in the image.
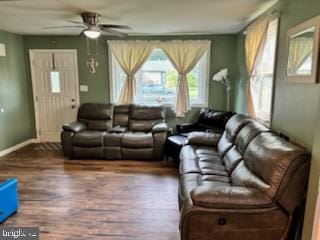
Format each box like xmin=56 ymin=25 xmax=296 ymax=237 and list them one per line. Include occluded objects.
xmin=234 ymin=0 xmax=320 ymax=150
xmin=233 ymin=0 xmax=320 ymax=238
xmin=304 ymin=97 xmax=320 ymax=240
xmin=23 ymin=34 xmax=238 ymax=130
xmin=0 ymin=30 xmax=34 ymax=151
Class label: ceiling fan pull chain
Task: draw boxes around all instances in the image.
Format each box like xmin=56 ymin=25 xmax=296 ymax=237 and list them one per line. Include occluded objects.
xmin=86 ymin=37 xmax=90 ymax=56
xmin=95 ymin=39 xmax=98 ymax=56
xmin=52 ymin=53 xmax=56 ymax=70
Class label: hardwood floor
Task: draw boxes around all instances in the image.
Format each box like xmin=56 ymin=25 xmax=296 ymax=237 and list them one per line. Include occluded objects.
xmin=0 ymin=144 xmax=180 ymax=240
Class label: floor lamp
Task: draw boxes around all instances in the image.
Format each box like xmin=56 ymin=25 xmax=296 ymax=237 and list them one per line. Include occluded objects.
xmin=212 ymin=68 xmax=231 ymax=111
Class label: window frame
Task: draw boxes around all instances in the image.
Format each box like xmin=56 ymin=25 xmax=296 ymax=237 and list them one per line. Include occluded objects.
xmin=254 ymin=17 xmax=279 ymax=127
xmin=108 ymin=45 xmax=211 ymax=108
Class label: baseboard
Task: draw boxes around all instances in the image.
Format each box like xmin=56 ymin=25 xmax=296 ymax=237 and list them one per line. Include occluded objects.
xmin=0 ymin=139 xmax=38 ymax=157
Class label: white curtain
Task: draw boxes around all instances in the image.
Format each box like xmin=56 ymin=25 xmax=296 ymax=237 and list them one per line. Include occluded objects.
xmin=159 ymin=40 xmax=210 ymax=117
xmin=108 ymin=40 xmax=154 ymax=104
xmin=245 ymin=18 xmax=269 ymax=118
xmin=288 ymin=37 xmax=313 ymax=74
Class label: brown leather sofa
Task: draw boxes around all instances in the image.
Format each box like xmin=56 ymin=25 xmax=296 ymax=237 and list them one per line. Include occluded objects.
xmin=179 ymin=114 xmax=310 ymax=240
xmin=177 ymin=108 xmax=235 ymax=136
xmin=61 ymin=103 xmax=168 ymax=160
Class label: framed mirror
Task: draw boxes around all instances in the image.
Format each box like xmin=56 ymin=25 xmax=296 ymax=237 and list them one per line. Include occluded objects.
xmin=286 ymin=15 xmax=320 ymax=83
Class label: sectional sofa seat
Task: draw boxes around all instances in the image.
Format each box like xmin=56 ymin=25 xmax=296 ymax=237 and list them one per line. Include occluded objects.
xmin=179 ymin=114 xmax=310 ymax=240
xmin=61 ymin=103 xmax=168 ymax=160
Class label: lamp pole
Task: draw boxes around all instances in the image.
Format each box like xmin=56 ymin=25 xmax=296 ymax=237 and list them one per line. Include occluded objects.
xmin=226 ymin=85 xmax=231 ymax=111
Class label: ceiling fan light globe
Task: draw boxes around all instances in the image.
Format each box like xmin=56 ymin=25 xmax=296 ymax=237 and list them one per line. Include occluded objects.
xmin=84 ymin=30 xmax=101 ymax=39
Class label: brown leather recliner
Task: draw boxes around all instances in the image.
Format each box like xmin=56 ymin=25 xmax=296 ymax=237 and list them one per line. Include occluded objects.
xmin=179 ymin=114 xmax=310 ymax=240
xmin=61 ymin=103 xmax=168 ymax=160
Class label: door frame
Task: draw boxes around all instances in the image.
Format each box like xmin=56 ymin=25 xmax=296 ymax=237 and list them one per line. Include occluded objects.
xmin=29 ymin=49 xmax=80 ymax=142
xmin=312 ymin=175 xmax=320 ymax=240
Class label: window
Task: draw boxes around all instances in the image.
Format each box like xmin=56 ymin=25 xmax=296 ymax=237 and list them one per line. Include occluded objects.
xmin=50 ymin=71 xmax=61 ymax=93
xmin=252 ymin=18 xmax=278 ymax=126
xmin=110 ymin=48 xmax=210 ymax=106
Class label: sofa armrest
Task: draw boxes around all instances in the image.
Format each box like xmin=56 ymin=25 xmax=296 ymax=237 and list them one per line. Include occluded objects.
xmin=152 ymin=122 xmax=169 ymax=133
xmin=63 ymin=121 xmax=87 ymax=133
xmin=187 ymin=131 xmax=221 ymax=146
xmin=108 ymin=126 xmax=127 ymax=133
xmin=191 ymin=186 xmax=274 ymax=209
xmin=176 ymin=123 xmax=201 ymax=134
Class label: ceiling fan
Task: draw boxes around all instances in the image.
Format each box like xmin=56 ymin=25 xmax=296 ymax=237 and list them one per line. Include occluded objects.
xmin=44 ymin=12 xmax=131 ymax=39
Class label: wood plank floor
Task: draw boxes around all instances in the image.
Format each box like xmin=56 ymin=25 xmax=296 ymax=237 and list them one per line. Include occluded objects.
xmin=0 ymin=144 xmax=180 ymax=240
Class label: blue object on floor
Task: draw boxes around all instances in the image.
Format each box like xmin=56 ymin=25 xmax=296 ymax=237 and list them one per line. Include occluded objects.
xmin=0 ymin=178 xmax=19 ymax=222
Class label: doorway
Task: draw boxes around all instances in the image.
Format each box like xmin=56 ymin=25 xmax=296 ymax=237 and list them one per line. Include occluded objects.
xmin=30 ymin=49 xmax=80 ymax=142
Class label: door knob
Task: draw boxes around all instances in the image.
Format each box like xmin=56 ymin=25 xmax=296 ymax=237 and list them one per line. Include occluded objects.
xmin=71 ymin=105 xmax=76 ymax=109
xmin=71 ymin=98 xmax=75 ymax=102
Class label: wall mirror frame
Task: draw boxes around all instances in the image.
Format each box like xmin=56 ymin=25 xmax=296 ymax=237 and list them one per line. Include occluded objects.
xmin=285 ymin=15 xmax=320 ymax=83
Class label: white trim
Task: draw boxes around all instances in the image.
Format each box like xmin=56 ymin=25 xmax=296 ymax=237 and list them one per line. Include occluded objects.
xmin=29 ymin=49 xmax=80 ymax=142
xmin=0 ymin=139 xmax=38 ymax=157
xmin=108 ymin=44 xmax=211 ymax=107
xmin=108 ymin=45 xmax=114 ymax=103
xmin=312 ymin=177 xmax=320 ymax=240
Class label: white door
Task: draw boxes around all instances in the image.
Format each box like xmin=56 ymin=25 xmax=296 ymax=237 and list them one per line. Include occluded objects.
xmin=30 ymin=50 xmax=79 ymax=142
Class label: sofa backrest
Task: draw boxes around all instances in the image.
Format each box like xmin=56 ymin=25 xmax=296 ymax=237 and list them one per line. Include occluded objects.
xmin=231 ymin=132 xmax=310 ymax=213
xmin=222 ymin=121 xmax=269 ymax=174
xmin=197 ymin=108 xmax=235 ymax=133
xmin=129 ymin=105 xmax=165 ymax=132
xmin=113 ymin=105 xmax=131 ymax=127
xmin=78 ymin=103 xmax=114 ymax=131
xmin=234 ymin=121 xmax=269 ymax=155
xmin=217 ymin=114 xmax=252 ymax=156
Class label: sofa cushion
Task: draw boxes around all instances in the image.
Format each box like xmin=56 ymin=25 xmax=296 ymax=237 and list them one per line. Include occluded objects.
xmin=129 ymin=105 xmax=165 ymax=131
xmin=121 ymin=132 xmax=153 ymax=148
xmin=178 ymin=173 xmax=231 ymax=207
xmin=72 ymin=130 xmax=104 ymax=147
xmin=234 ymin=121 xmax=269 ymax=154
xmin=103 ymin=147 xmax=122 ymax=159
xmin=187 ymin=132 xmax=221 ymax=146
xmin=180 ymin=145 xmax=229 ymax=176
xmin=231 ymin=161 xmax=270 ymax=193
xmin=223 ymin=145 xmax=243 ymax=173
xmin=78 ymin=103 xmax=114 ymax=131
xmin=130 ymin=105 xmax=165 ymax=120
xmin=217 ymin=114 xmax=252 ymax=156
xmin=103 ymin=132 xmax=123 ymax=147
xmin=224 ymin=114 xmax=252 ymax=142
xmin=122 ymin=148 xmax=153 ymax=160
xmin=243 ymin=132 xmax=308 ymax=200
xmin=113 ymin=105 xmax=131 ymax=127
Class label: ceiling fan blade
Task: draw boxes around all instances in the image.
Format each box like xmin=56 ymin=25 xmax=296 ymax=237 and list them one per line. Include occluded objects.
xmin=101 ymin=27 xmax=128 ymax=37
xmin=43 ymin=26 xmax=85 ymax=29
xmin=99 ymin=24 xmax=131 ymax=30
xmin=79 ymin=29 xmax=86 ymax=38
xmin=67 ymin=20 xmax=86 ymax=25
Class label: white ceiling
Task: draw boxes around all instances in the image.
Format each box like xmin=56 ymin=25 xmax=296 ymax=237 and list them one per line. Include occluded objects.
xmin=0 ymin=0 xmax=278 ymax=36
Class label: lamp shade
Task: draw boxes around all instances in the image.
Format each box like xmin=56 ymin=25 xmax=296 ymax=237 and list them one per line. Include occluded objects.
xmin=84 ymin=26 xmax=101 ymax=39
xmin=212 ymin=68 xmax=228 ymax=82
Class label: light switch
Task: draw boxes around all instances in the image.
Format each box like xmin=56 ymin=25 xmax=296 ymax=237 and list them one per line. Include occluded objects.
xmin=80 ymin=85 xmax=88 ymax=92
xmin=0 ymin=108 xmax=4 ymax=113
xmin=0 ymin=43 xmax=6 ymax=57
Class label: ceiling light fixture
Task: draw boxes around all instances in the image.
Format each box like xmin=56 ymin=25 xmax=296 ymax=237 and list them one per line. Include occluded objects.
xmin=84 ymin=26 xmax=101 ymax=39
